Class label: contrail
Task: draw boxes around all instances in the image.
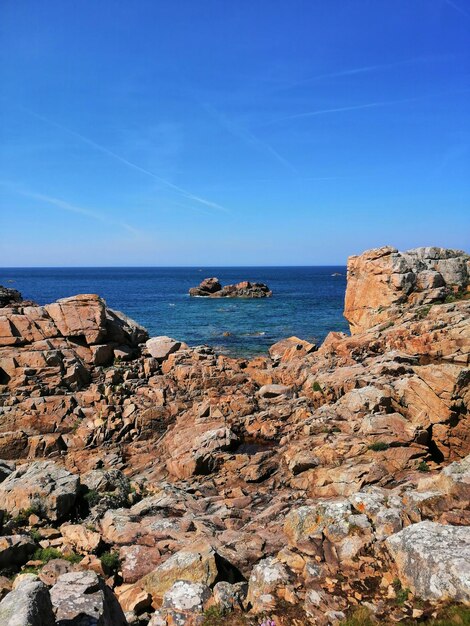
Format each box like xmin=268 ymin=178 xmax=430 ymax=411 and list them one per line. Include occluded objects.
xmin=200 ymin=102 xmax=298 ymax=174
xmin=19 ymin=106 xmax=230 ymax=214
xmin=443 ymin=0 xmax=470 ymax=18
xmin=266 ymin=88 xmax=470 ymax=125
xmin=280 ymin=55 xmax=453 ymax=91
xmin=1 ymin=182 xmax=142 ymax=235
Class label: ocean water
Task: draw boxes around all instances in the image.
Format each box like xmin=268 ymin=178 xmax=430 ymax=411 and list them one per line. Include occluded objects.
xmin=1 ymin=267 xmax=349 ymax=357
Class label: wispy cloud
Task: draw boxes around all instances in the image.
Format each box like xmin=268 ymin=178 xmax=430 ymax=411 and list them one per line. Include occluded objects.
xmin=19 ymin=106 xmax=230 ymax=214
xmin=200 ymin=102 xmax=298 ymax=174
xmin=0 ymin=182 xmax=142 ymax=235
xmin=443 ymin=0 xmax=470 ymax=18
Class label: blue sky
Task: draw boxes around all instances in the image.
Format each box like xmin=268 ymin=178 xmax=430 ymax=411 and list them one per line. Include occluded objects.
xmin=1 ymin=0 xmax=469 ymax=266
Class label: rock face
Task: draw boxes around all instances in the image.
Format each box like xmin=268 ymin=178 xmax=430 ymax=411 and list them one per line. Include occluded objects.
xmin=0 ymin=461 xmax=79 ymax=521
xmin=189 ymin=277 xmax=272 ymax=297
xmin=386 ymin=521 xmax=470 ymax=602
xmin=0 ymin=245 xmax=469 ymax=625
xmin=345 ymin=246 xmax=470 ymax=333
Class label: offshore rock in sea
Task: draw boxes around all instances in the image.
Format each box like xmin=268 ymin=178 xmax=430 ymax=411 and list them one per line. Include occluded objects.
xmin=189 ymin=276 xmax=272 ymax=298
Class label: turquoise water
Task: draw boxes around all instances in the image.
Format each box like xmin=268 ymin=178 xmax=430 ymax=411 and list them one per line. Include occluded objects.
xmin=0 ymin=267 xmax=349 ymax=356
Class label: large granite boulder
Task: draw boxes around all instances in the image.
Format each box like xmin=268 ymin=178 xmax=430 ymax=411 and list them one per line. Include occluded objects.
xmin=50 ymin=570 xmax=127 ymax=626
xmin=345 ymin=246 xmax=470 ymax=334
xmin=0 ymin=461 xmax=79 ymax=521
xmin=146 ymin=336 xmax=186 ymax=361
xmin=0 ymin=576 xmax=55 ymax=626
xmin=45 ymin=294 xmax=108 ymax=345
xmin=142 ymin=547 xmax=219 ymax=602
xmin=386 ymin=521 xmax=470 ymax=602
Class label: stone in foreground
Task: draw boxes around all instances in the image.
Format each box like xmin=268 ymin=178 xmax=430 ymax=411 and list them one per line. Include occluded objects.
xmin=386 ymin=521 xmax=470 ymax=602
xmin=50 ymin=570 xmax=127 ymax=626
xmin=0 ymin=576 xmax=55 ymax=626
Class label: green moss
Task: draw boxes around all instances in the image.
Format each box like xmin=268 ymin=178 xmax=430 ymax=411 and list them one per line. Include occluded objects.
xmin=418 ymin=460 xmax=430 ymax=472
xmin=368 ymin=441 xmax=390 ymax=452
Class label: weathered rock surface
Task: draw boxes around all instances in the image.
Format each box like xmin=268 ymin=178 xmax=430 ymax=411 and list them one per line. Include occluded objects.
xmin=345 ymin=246 xmax=470 ymax=333
xmin=189 ymin=277 xmax=272 ymax=297
xmin=0 ymin=461 xmax=79 ymax=521
xmin=386 ymin=521 xmax=470 ymax=602
xmin=50 ymin=570 xmax=127 ymax=626
xmin=0 ymin=576 xmax=55 ymax=626
xmin=0 ymin=245 xmax=469 ymax=624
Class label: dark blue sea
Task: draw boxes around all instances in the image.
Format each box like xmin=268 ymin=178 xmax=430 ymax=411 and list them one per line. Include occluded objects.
xmin=0 ymin=267 xmax=349 ymax=357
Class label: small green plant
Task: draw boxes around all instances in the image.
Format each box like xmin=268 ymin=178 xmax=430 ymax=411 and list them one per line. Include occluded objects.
xmin=339 ymin=607 xmax=375 ymax=626
xmin=444 ymin=287 xmax=468 ymax=304
xmin=202 ymin=606 xmax=227 ymax=626
xmin=33 ymin=547 xmax=63 ymax=563
xmin=33 ymin=547 xmax=81 ymax=564
xmin=312 ymin=381 xmax=323 ymax=393
xmin=396 ymin=586 xmax=411 ymax=605
xmin=20 ymin=566 xmax=40 ymax=575
xmin=418 ymin=460 xmax=430 ymax=472
xmin=29 ymin=529 xmax=41 ymax=542
xmin=392 ymin=577 xmax=410 ymax=605
xmin=12 ymin=503 xmax=44 ymax=526
xmin=83 ymin=489 xmax=100 ymax=507
xmin=416 ymin=305 xmax=431 ymax=320
xmin=368 ymin=441 xmax=390 ymax=452
xmin=100 ymin=550 xmax=120 ymax=573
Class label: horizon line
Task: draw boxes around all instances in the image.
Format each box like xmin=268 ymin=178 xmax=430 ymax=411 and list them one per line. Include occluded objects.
xmin=1 ymin=264 xmax=348 ymax=270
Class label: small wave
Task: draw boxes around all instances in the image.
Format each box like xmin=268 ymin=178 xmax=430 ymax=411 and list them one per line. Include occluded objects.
xmin=168 ymin=303 xmax=175 ymax=307
xmin=241 ymin=331 xmax=266 ymax=337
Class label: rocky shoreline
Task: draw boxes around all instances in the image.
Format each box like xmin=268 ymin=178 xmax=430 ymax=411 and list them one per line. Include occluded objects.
xmin=189 ymin=277 xmax=272 ymax=298
xmin=0 ymin=245 xmax=469 ymax=626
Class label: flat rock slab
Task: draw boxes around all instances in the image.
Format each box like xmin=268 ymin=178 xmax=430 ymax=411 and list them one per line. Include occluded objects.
xmin=386 ymin=521 xmax=470 ymax=602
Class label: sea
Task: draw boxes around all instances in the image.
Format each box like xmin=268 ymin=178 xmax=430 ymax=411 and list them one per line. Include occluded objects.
xmin=0 ymin=267 xmax=349 ymax=357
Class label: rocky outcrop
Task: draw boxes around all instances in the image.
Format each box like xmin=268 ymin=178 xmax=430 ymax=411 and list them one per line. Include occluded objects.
xmin=0 ymin=245 xmax=469 ymax=625
xmin=345 ymin=246 xmax=470 ymax=334
xmin=189 ymin=277 xmax=272 ymax=297
xmin=0 ymin=286 xmax=22 ymax=308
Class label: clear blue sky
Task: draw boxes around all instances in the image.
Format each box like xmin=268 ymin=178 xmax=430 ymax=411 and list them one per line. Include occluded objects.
xmin=1 ymin=0 xmax=469 ymax=266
